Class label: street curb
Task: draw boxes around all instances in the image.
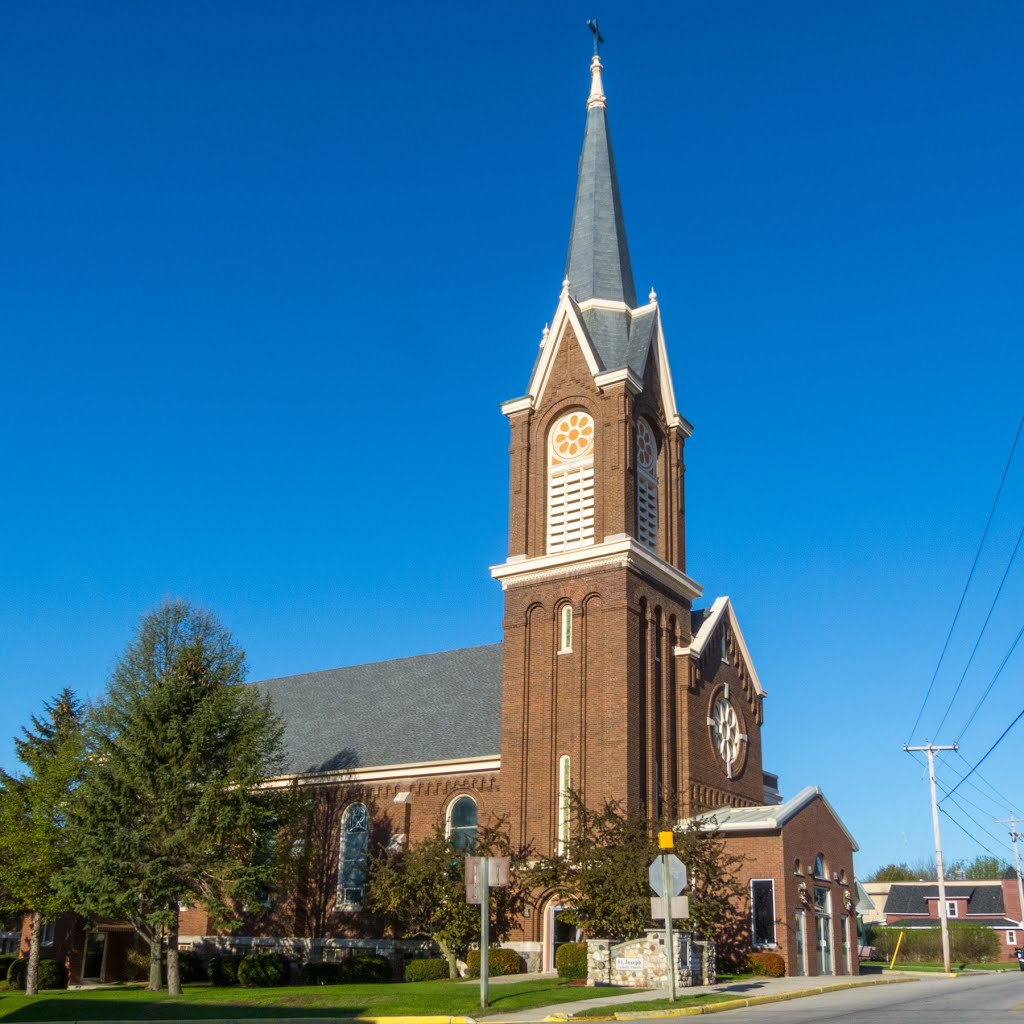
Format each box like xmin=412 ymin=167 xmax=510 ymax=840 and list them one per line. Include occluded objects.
xmin=540 ymin=976 xmax=919 ymax=1021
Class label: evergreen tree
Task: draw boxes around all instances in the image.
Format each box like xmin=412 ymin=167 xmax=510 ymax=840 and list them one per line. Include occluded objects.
xmin=62 ymin=599 xmax=296 ymax=995
xmin=0 ymin=688 xmax=85 ymax=995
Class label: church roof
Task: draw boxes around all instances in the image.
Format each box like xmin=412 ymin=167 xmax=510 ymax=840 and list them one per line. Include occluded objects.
xmin=578 ymin=303 xmax=657 ymax=377
xmin=564 ymin=56 xmax=637 ymax=309
xmin=253 ymin=643 xmax=503 ymax=776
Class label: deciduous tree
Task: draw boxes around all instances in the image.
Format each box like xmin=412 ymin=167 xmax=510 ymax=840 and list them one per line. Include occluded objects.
xmin=0 ymin=689 xmax=85 ymax=995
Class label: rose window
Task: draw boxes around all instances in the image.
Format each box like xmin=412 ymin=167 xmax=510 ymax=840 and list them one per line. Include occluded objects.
xmin=710 ymin=697 xmax=741 ymax=770
xmin=636 ymin=419 xmax=657 ymax=471
xmin=551 ymin=411 xmax=595 ymax=464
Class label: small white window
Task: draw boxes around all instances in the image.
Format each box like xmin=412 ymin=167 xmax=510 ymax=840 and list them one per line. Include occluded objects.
xmin=558 ymin=605 xmax=573 ymax=654
xmin=1007 ymin=930 xmax=1017 ymax=945
xmin=945 ymin=900 xmax=958 ymax=919
xmin=556 ymin=755 xmax=571 ymax=857
xmin=814 ymin=853 xmax=826 ymax=878
xmin=41 ymin=921 xmax=55 ymax=947
xmin=720 ymin=629 xmax=729 ymax=663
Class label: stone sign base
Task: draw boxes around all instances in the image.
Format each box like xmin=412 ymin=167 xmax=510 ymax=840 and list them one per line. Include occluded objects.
xmin=587 ymin=930 xmax=715 ymax=988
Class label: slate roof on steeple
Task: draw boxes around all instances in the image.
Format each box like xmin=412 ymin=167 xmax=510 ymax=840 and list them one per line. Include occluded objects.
xmin=565 ymin=56 xmax=637 ymax=309
xmin=253 ymin=644 xmax=503 ymax=776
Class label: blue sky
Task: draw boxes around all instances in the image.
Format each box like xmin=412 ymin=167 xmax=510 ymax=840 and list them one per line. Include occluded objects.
xmin=2 ymin=1 xmax=1023 ymax=878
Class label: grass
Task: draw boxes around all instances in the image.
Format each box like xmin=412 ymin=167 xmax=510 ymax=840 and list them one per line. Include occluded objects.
xmin=0 ymin=978 xmax=632 ymax=1022
xmin=572 ymin=992 xmax=738 ymax=1017
xmin=861 ymin=959 xmax=1020 ymax=973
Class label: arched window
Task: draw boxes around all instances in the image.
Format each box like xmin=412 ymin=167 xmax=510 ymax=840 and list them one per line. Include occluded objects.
xmin=558 ymin=604 xmax=573 ymax=654
xmin=556 ymin=755 xmax=571 ymax=857
xmin=814 ymin=853 xmax=826 ymax=878
xmin=547 ymin=410 xmax=595 ymax=553
xmin=337 ymin=803 xmax=369 ymax=907
xmin=635 ymin=418 xmax=658 ymax=551
xmin=447 ymin=795 xmax=478 ymax=851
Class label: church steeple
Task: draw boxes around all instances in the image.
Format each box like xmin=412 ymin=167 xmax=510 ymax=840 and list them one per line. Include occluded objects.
xmin=564 ymin=56 xmax=637 ymax=308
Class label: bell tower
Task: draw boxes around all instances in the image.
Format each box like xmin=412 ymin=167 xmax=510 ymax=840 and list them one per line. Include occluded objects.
xmin=492 ymin=53 xmax=711 ymax=854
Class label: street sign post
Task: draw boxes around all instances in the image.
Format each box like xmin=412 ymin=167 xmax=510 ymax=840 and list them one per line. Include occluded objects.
xmin=464 ymin=856 xmax=511 ymax=1009
xmin=652 ymin=834 xmax=687 ymax=1003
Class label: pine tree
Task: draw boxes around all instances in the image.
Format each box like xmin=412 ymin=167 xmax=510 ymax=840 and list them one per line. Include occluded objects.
xmin=61 ymin=599 xmax=297 ymax=995
xmin=0 ymin=688 xmax=85 ymax=995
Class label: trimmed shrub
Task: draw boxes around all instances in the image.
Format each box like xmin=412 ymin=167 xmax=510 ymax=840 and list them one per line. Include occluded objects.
xmin=748 ymin=951 xmax=786 ymax=977
xmin=555 ymin=941 xmax=588 ymax=980
xmin=207 ymin=953 xmax=245 ymax=986
xmin=341 ymin=953 xmax=391 ymax=983
xmin=466 ymin=948 xmax=524 ymax=978
xmin=7 ymin=958 xmax=67 ymax=990
xmin=301 ymin=961 xmax=344 ymax=985
xmin=0 ymin=956 xmax=19 ymax=982
xmin=404 ymin=958 xmax=450 ymax=982
xmin=237 ymin=951 xmax=290 ymax=987
xmin=873 ymin=922 xmax=999 ymax=964
xmin=176 ymin=949 xmax=205 ymax=983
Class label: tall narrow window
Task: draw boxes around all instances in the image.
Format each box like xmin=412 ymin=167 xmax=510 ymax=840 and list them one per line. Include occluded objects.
xmin=337 ymin=803 xmax=369 ymax=908
xmin=548 ymin=411 xmax=595 ymax=553
xmin=447 ymin=795 xmax=478 ymax=851
xmin=750 ymin=879 xmax=776 ymax=946
xmin=556 ymin=755 xmax=571 ymax=856
xmin=558 ymin=604 xmax=573 ymax=653
xmin=636 ymin=419 xmax=658 ymax=551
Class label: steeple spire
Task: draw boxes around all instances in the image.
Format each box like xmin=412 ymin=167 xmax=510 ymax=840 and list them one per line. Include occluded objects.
xmin=564 ymin=54 xmax=637 ymax=308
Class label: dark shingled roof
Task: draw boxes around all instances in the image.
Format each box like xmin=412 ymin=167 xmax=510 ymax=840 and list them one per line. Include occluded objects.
xmin=253 ymin=644 xmax=503 ymax=776
xmin=884 ymin=883 xmax=1006 ymax=917
xmin=564 ymin=84 xmax=636 ymax=309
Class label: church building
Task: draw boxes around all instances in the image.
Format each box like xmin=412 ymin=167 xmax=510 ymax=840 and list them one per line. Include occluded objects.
xmin=46 ymin=50 xmax=859 ymax=983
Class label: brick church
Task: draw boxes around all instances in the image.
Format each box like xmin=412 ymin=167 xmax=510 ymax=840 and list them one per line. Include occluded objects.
xmin=44 ymin=51 xmax=859 ymax=983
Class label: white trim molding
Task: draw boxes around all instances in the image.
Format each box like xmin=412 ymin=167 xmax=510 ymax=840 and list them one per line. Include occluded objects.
xmin=674 ymin=596 xmax=767 ymax=698
xmin=262 ymin=754 xmax=500 ymax=789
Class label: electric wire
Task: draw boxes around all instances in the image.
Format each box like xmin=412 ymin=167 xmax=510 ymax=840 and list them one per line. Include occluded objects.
xmin=940 ymin=704 xmax=1024 ymax=804
xmin=934 ymin=521 xmax=1024 ymax=737
xmin=940 ymin=792 xmax=1016 ymax=860
xmin=940 ymin=807 xmax=1014 ymax=866
xmin=907 ymin=412 xmax=1024 ymax=743
xmin=957 ymin=752 xmax=1024 ymax=818
xmin=957 ymin=622 xmax=1024 ymax=739
xmin=937 ymin=760 xmax=1017 ymax=822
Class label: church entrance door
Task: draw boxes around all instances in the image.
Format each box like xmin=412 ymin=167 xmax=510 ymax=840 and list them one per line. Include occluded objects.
xmin=545 ymin=904 xmax=579 ymax=973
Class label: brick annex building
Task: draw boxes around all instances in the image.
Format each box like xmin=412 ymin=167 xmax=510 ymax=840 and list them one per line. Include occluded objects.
xmin=39 ymin=53 xmax=859 ymax=983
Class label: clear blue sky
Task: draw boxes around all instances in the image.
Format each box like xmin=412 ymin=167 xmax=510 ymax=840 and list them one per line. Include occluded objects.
xmin=2 ymin=1 xmax=1023 ymax=878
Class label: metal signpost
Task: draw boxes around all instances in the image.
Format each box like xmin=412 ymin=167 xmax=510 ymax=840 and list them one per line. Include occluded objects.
xmin=465 ymin=856 xmax=511 ymax=1009
xmin=651 ymin=832 xmax=688 ymax=1002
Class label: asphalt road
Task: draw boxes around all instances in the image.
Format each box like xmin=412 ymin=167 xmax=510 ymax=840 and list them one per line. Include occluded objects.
xmin=624 ymin=972 xmax=1024 ymax=1024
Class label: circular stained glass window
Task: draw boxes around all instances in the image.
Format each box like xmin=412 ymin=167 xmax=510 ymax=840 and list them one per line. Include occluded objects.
xmin=637 ymin=419 xmax=657 ymax=471
xmin=710 ymin=696 xmax=741 ymax=767
xmin=551 ymin=411 xmax=595 ymax=463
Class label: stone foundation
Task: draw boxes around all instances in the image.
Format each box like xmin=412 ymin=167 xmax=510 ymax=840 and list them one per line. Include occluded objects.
xmin=587 ymin=930 xmax=715 ymax=988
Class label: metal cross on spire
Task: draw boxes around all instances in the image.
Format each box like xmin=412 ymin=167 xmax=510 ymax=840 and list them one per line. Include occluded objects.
xmin=586 ymin=19 xmax=604 ymax=55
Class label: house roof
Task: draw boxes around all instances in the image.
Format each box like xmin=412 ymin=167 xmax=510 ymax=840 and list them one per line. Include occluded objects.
xmin=680 ymin=785 xmax=859 ymax=851
xmin=884 ymin=883 xmax=1006 ymax=917
xmin=564 ymin=56 xmax=636 ymax=308
xmin=886 ymin=916 xmax=1020 ymax=930
xmin=253 ymin=643 xmax=503 ymax=776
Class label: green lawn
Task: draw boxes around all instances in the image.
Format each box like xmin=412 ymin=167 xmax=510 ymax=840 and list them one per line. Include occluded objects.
xmin=572 ymin=992 xmax=738 ymax=1017
xmin=0 ymin=978 xmax=630 ymax=1022
xmin=861 ymin=960 xmax=1020 ymax=973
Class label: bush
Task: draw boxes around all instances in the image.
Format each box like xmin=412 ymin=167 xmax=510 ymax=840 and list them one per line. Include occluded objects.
xmin=555 ymin=941 xmax=588 ymax=980
xmin=299 ymin=953 xmax=391 ymax=985
xmin=873 ymin=922 xmax=999 ymax=964
xmin=0 ymin=956 xmax=19 ymax=982
xmin=404 ymin=957 xmax=450 ymax=982
xmin=301 ymin=961 xmax=344 ymax=985
xmin=6 ymin=958 xmax=67 ymax=990
xmin=176 ymin=949 xmax=205 ymax=983
xmin=466 ymin=947 xmax=524 ymax=977
xmin=237 ymin=951 xmax=290 ymax=987
xmin=207 ymin=954 xmax=245 ymax=986
xmin=748 ymin=951 xmax=786 ymax=977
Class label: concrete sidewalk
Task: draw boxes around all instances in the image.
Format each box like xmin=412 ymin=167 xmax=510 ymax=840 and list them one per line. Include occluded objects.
xmin=485 ymin=971 xmax=924 ymax=1022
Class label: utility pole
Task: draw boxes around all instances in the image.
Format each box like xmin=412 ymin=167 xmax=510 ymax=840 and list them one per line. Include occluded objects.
xmin=995 ymin=816 xmax=1024 ymax=928
xmin=904 ymin=743 xmax=958 ymax=974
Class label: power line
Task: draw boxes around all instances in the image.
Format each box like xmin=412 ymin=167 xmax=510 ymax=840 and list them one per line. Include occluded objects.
xmin=957 ymin=622 xmax=1024 ymax=739
xmin=958 ymin=753 xmax=1024 ymax=819
xmin=934 ymin=521 xmax=1024 ymax=737
xmin=941 ymin=793 xmax=1016 ymax=859
xmin=940 ymin=704 xmax=1024 ymax=805
xmin=940 ymin=806 xmax=1014 ymax=866
xmin=907 ymin=411 xmax=1024 ymax=742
